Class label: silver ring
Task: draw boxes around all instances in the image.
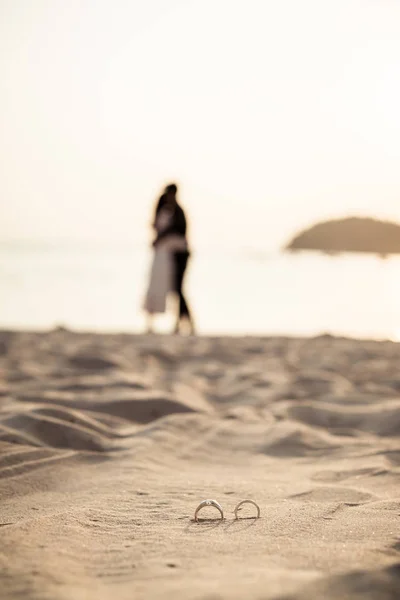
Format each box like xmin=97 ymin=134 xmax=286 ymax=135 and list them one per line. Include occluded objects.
xmin=234 ymin=499 xmax=260 ymax=519
xmin=194 ymin=499 xmax=224 ymax=522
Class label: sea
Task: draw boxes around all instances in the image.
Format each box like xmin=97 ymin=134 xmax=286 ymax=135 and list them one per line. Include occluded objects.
xmin=1 ymin=240 xmax=400 ymax=340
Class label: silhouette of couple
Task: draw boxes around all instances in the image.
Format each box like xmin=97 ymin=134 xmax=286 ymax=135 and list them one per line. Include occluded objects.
xmin=144 ymin=183 xmax=194 ymax=335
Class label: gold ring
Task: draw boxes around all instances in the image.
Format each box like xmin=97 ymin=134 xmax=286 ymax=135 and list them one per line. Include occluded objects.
xmin=194 ymin=499 xmax=224 ymax=522
xmin=234 ymin=499 xmax=260 ymax=519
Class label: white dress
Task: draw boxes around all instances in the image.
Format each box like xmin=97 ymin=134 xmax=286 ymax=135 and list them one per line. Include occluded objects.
xmin=143 ymin=209 xmax=187 ymax=315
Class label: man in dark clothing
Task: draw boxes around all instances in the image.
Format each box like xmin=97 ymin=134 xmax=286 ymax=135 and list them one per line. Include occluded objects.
xmin=153 ymin=183 xmax=194 ymax=334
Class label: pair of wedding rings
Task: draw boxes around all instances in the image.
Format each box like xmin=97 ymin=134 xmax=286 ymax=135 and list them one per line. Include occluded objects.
xmin=194 ymin=499 xmax=260 ymax=522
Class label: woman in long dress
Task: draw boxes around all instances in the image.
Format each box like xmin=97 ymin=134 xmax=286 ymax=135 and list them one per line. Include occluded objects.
xmin=143 ymin=194 xmax=173 ymax=332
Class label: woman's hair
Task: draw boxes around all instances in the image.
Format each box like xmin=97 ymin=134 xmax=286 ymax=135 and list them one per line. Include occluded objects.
xmin=155 ymin=193 xmax=167 ymax=216
xmin=153 ymin=183 xmax=176 ymax=223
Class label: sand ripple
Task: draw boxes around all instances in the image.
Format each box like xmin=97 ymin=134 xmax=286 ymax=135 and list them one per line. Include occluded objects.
xmin=1 ymin=330 xmax=400 ymax=599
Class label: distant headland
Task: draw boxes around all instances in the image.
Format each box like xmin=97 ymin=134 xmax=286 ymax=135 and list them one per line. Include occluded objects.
xmin=285 ymin=216 xmax=400 ymax=257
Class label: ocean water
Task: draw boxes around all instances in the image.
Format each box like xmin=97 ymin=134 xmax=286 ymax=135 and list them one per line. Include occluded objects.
xmin=1 ymin=241 xmax=400 ymax=340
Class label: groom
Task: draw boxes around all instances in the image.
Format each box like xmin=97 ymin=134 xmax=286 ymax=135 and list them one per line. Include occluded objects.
xmin=154 ymin=183 xmax=194 ymax=334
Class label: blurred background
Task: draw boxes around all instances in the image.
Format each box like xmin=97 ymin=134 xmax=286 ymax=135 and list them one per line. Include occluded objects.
xmin=1 ymin=0 xmax=400 ymax=338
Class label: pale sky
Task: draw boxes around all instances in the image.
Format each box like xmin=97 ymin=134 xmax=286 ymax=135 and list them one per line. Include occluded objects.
xmin=1 ymin=0 xmax=400 ymax=250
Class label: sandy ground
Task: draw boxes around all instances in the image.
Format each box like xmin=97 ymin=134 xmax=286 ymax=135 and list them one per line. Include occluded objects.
xmin=1 ymin=329 xmax=400 ymax=599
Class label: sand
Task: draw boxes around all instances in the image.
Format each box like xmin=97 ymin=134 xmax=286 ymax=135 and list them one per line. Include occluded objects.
xmin=0 ymin=329 xmax=400 ymax=600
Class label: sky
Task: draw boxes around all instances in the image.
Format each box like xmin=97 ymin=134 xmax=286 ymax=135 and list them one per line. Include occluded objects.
xmin=1 ymin=0 xmax=400 ymax=251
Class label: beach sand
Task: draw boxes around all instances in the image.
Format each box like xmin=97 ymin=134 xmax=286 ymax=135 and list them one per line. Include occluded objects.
xmin=1 ymin=329 xmax=400 ymax=599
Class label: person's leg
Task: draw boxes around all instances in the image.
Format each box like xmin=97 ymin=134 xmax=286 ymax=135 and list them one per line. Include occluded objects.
xmin=173 ymin=252 xmax=185 ymax=332
xmin=173 ymin=252 xmax=193 ymax=333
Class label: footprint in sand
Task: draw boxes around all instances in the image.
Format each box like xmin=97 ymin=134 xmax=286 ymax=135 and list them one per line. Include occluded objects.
xmin=288 ymin=486 xmax=374 ymax=504
xmin=312 ymin=468 xmax=387 ymax=483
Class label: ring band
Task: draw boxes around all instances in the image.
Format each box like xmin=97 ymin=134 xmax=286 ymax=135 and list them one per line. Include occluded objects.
xmin=234 ymin=499 xmax=260 ymax=519
xmin=194 ymin=499 xmax=224 ymax=522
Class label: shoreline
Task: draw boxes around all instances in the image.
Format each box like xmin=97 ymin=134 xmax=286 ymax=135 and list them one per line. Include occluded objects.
xmin=1 ymin=326 xmax=399 ymax=342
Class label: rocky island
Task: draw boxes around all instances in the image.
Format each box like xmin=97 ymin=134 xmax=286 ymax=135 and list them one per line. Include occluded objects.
xmin=285 ymin=216 xmax=400 ymax=257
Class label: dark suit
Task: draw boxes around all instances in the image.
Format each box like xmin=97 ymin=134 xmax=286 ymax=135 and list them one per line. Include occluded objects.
xmin=154 ymin=201 xmax=191 ymax=321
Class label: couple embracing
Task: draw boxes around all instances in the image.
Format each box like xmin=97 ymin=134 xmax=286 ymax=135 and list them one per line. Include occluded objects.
xmin=144 ymin=183 xmax=194 ymax=335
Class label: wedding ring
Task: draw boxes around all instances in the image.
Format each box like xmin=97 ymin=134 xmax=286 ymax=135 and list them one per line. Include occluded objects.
xmin=194 ymin=499 xmax=224 ymax=522
xmin=234 ymin=499 xmax=261 ymax=519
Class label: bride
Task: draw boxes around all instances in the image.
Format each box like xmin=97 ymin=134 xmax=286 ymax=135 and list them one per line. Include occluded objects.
xmin=143 ymin=191 xmax=187 ymax=332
